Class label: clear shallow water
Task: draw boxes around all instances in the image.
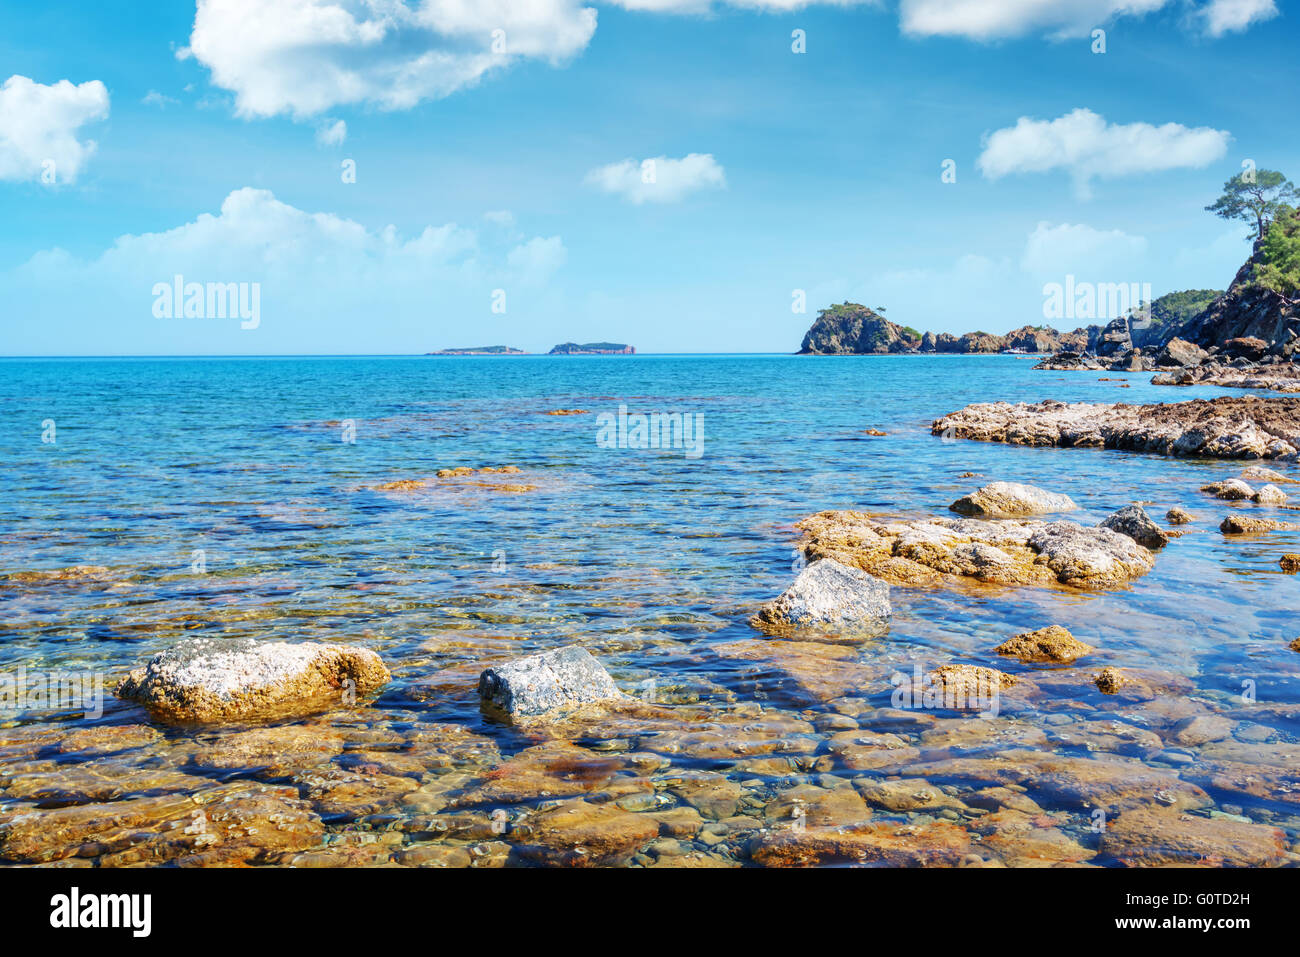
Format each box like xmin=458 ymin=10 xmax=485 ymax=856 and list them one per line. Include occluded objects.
xmin=2 ymin=355 xmax=1299 ymax=867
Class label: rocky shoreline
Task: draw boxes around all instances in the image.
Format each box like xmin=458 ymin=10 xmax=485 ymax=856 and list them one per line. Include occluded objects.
xmin=933 ymin=396 xmax=1300 ymax=460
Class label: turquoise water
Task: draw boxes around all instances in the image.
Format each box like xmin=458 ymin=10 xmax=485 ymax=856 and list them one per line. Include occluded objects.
xmin=2 ymin=355 xmax=1299 ymax=866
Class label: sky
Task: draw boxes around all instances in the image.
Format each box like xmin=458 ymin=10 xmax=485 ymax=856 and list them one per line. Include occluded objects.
xmin=0 ymin=0 xmax=1295 ymax=356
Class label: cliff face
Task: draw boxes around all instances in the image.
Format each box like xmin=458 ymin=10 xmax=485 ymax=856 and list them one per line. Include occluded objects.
xmin=1171 ymin=243 xmax=1298 ymax=352
xmin=798 ymin=303 xmax=921 ymax=354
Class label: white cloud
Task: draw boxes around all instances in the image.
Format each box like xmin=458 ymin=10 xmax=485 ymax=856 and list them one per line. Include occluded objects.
xmin=1199 ymin=0 xmax=1278 ymax=36
xmin=1020 ymin=221 xmax=1147 ymax=275
xmin=900 ymin=0 xmax=1169 ymax=39
xmin=4 ymin=188 xmax=566 ymax=352
xmin=508 ymin=235 xmax=568 ymax=278
xmin=0 ymin=75 xmax=109 ymax=184
xmin=585 ymin=153 xmax=726 ymax=204
xmin=142 ymin=90 xmax=180 ymax=108
xmin=977 ymin=108 xmax=1230 ymax=198
xmin=315 ymin=118 xmax=347 ymax=146
xmin=182 ymin=0 xmax=598 ymax=118
xmin=483 ymin=210 xmax=516 ymax=227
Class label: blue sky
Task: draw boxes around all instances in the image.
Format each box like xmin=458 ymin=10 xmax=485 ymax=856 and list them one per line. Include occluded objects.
xmin=0 ymin=0 xmax=1295 ymax=355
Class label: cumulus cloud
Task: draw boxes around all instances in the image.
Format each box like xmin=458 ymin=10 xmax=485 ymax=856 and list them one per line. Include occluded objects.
xmin=1199 ymin=0 xmax=1278 ymax=36
xmin=585 ymin=153 xmax=725 ymax=204
xmin=181 ymin=0 xmax=599 ymax=118
xmin=4 ymin=188 xmax=567 ymax=353
xmin=977 ymin=108 xmax=1230 ymax=198
xmin=0 ymin=75 xmax=110 ymax=184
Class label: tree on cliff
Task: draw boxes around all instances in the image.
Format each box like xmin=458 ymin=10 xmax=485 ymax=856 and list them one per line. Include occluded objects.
xmin=1206 ymin=169 xmax=1298 ymax=241
xmin=1252 ymin=205 xmax=1300 ymax=305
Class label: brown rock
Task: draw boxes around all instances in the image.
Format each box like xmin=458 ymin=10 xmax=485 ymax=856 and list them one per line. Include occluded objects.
xmin=188 ymin=725 xmax=345 ymax=778
xmin=116 ymin=637 xmax=391 ymax=724
xmin=1220 ymin=514 xmax=1300 ymax=534
xmin=749 ymin=820 xmax=971 ymax=867
xmin=995 ymin=625 xmax=1093 ymax=663
xmin=1100 ymin=808 xmax=1286 ymax=867
xmin=515 ymin=799 xmax=658 ymax=867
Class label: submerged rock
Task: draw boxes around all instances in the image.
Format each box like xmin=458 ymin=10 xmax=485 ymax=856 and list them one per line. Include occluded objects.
xmin=949 ymin=482 xmax=1077 ymax=517
xmin=933 ymin=396 xmax=1300 ymax=460
xmin=796 ymin=511 xmax=1155 ymax=591
xmin=748 ymin=819 xmax=971 ymax=867
xmin=751 ymin=558 xmax=891 ymax=637
xmin=1100 ymin=808 xmax=1286 ymax=867
xmin=1093 ymin=667 xmax=1129 ymax=695
xmin=1098 ymin=504 xmax=1169 ymax=549
xmin=116 ymin=638 xmax=391 ymax=724
xmin=1165 ymin=507 xmax=1194 ymax=525
xmin=515 ymin=798 xmax=658 ymax=867
xmin=477 ymin=646 xmax=626 ymax=720
xmin=994 ymin=625 xmax=1093 ymax=663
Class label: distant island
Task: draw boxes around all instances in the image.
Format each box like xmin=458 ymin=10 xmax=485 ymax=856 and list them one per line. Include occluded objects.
xmin=426 ymin=345 xmax=527 ymax=356
xmin=548 ymin=342 xmax=635 ymax=355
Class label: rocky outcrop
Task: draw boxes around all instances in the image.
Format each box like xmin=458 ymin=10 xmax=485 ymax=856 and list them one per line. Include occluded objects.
xmin=116 ymin=638 xmax=391 ymax=723
xmin=933 ymin=396 xmax=1300 ymax=460
xmin=751 ymin=558 xmax=891 ymax=637
xmin=796 ymin=510 xmax=1155 ymax=590
xmin=1004 ymin=326 xmax=1062 ymax=353
xmin=1151 ymin=358 xmax=1300 ymax=393
xmin=949 ymin=482 xmax=1076 ymax=517
xmin=955 ymin=332 xmax=1006 ymax=354
xmin=798 ymin=303 xmax=921 ymax=354
xmin=1032 ymin=350 xmax=1104 ymax=371
xmin=1168 ymin=241 xmax=1299 ymax=352
xmin=478 ymin=646 xmax=626 ymax=719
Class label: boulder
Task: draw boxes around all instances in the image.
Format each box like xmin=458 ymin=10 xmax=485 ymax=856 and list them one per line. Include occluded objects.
xmin=116 ymin=638 xmax=390 ymax=723
xmin=1154 ymin=337 xmax=1208 ymax=368
xmin=477 ymin=646 xmax=626 ymax=719
xmin=1222 ymin=336 xmax=1269 ymax=361
xmin=949 ymin=482 xmax=1077 ymax=517
xmin=1253 ymin=483 xmax=1287 ymax=505
xmin=752 ymin=558 xmax=891 ymax=637
xmin=1098 ymin=504 xmax=1169 ymax=549
xmin=1166 ymin=507 xmax=1194 ymax=525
